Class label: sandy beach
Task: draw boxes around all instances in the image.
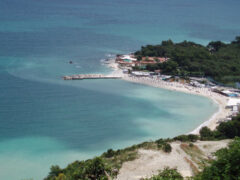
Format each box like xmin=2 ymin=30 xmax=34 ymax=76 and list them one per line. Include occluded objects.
xmin=107 ymin=60 xmax=230 ymax=134
xmin=123 ymin=75 xmax=230 ymax=134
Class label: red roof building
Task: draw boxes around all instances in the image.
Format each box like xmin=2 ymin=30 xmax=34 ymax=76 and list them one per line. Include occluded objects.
xmin=141 ymin=57 xmax=169 ymax=63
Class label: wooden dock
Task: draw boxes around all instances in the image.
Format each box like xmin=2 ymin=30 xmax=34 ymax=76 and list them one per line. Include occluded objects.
xmin=63 ymin=74 xmax=122 ymax=80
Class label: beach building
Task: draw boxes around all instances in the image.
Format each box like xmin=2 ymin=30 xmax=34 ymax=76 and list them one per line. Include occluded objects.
xmin=141 ymin=57 xmax=169 ymax=63
xmin=160 ymin=75 xmax=172 ymax=80
xmin=116 ymin=54 xmax=169 ymax=69
xmin=122 ymin=69 xmax=129 ymax=74
xmin=154 ymin=69 xmax=161 ymax=74
xmin=116 ymin=54 xmax=137 ymax=68
xmin=134 ymin=57 xmax=169 ymax=68
xmin=212 ymin=88 xmax=240 ymax=97
xmin=134 ymin=60 xmax=157 ymax=68
xmin=221 ymin=90 xmax=239 ymax=97
xmin=116 ymin=54 xmax=137 ymax=63
xmin=226 ymin=98 xmax=240 ymax=112
xmin=120 ymin=54 xmax=137 ymax=62
xmin=131 ymin=71 xmax=152 ymax=77
xmin=190 ymin=81 xmax=205 ymax=88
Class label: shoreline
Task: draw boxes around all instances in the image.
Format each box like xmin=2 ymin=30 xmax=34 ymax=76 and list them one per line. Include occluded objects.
xmin=107 ymin=60 xmax=230 ymax=134
xmin=123 ymin=75 xmax=230 ymax=134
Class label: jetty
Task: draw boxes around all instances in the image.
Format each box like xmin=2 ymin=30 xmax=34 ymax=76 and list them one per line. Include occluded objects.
xmin=63 ymin=74 xmax=122 ymax=80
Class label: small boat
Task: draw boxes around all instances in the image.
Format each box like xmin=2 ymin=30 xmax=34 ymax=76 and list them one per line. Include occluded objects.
xmin=69 ymin=60 xmax=73 ymax=64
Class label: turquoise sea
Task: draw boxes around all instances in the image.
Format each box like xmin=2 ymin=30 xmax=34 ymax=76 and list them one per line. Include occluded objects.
xmin=0 ymin=0 xmax=239 ymax=179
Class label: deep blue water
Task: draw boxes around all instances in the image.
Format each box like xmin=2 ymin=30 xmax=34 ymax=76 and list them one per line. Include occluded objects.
xmin=0 ymin=0 xmax=239 ymax=179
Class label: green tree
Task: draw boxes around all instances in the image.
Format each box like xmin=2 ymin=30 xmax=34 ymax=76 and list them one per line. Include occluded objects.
xmin=48 ymin=165 xmax=62 ymax=178
xmin=216 ymin=117 xmax=240 ymax=139
xmin=145 ymin=168 xmax=183 ymax=180
xmin=133 ymin=36 xmax=240 ymax=85
xmin=188 ymin=134 xmax=199 ymax=142
xmin=103 ymin=149 xmax=115 ymax=158
xmin=160 ymin=61 xmax=178 ymax=74
xmin=207 ymin=41 xmax=226 ymax=52
xmin=199 ymin=127 xmax=214 ymax=140
xmin=84 ymin=157 xmax=108 ymax=180
xmin=232 ymin=36 xmax=240 ymax=44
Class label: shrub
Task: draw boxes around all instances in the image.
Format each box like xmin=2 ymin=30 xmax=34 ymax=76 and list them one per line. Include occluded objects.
xmin=84 ymin=157 xmax=107 ymax=179
xmin=189 ymin=143 xmax=194 ymax=147
xmin=173 ymin=134 xmax=199 ymax=142
xmin=216 ymin=117 xmax=240 ymax=139
xmin=188 ymin=134 xmax=199 ymax=142
xmin=155 ymin=138 xmax=166 ymax=144
xmin=45 ymin=157 xmax=109 ymax=180
xmin=174 ymin=135 xmax=189 ymax=141
xmin=199 ymin=127 xmax=214 ymax=140
xmin=156 ymin=139 xmax=166 ymax=148
xmin=103 ymin=149 xmax=115 ymax=158
xmin=46 ymin=165 xmax=62 ymax=179
xmin=199 ymin=115 xmax=240 ymax=140
xmin=163 ymin=143 xmax=172 ymax=153
xmin=145 ymin=167 xmax=183 ymax=180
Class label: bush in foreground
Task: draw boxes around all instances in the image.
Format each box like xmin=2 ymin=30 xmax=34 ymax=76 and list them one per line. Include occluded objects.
xmin=163 ymin=143 xmax=172 ymax=153
xmin=44 ymin=157 xmax=109 ymax=180
xmin=144 ymin=168 xmax=183 ymax=180
xmin=194 ymin=137 xmax=240 ymax=180
xmin=155 ymin=139 xmax=172 ymax=153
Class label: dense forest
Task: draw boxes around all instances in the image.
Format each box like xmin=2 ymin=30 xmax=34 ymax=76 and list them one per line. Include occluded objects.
xmin=45 ymin=114 xmax=240 ymax=180
xmin=134 ymin=36 xmax=240 ymax=86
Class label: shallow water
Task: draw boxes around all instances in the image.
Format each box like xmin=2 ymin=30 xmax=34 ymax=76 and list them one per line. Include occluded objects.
xmin=0 ymin=0 xmax=239 ymax=179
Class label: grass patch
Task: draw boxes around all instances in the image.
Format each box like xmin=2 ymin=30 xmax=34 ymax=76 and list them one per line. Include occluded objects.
xmin=184 ymin=157 xmax=199 ymax=175
xmin=101 ymin=141 xmax=159 ymax=176
xmin=180 ymin=143 xmax=209 ymax=171
xmin=102 ymin=150 xmax=138 ymax=176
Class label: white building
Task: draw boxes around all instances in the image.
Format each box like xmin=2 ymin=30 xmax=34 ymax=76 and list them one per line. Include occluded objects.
xmin=131 ymin=71 xmax=150 ymax=77
xmin=120 ymin=55 xmax=137 ymax=62
xmin=226 ymin=98 xmax=240 ymax=112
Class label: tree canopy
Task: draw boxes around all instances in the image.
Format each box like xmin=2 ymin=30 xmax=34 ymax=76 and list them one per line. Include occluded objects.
xmin=44 ymin=157 xmax=109 ymax=180
xmin=199 ymin=114 xmax=240 ymax=140
xmin=134 ymin=36 xmax=240 ymax=86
